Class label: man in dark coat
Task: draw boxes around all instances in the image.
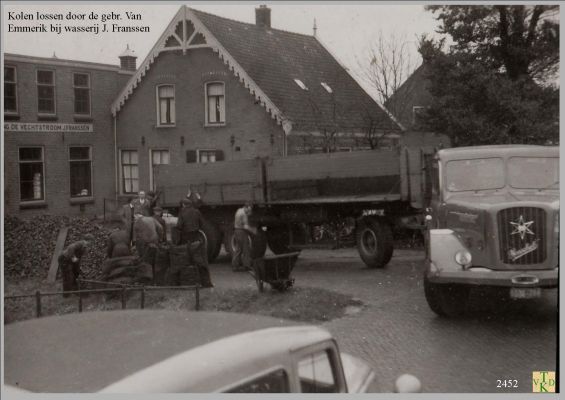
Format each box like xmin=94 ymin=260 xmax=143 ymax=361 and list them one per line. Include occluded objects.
xmin=152 ymin=207 xmax=167 ymax=243
xmin=176 ymin=199 xmax=213 ymax=288
xmin=131 ymin=190 xmax=151 ymax=216
xmin=59 ymin=234 xmax=94 ymax=296
xmin=119 ymin=199 xmax=135 ymax=245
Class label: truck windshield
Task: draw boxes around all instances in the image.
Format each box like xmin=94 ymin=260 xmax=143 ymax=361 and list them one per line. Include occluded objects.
xmin=508 ymin=157 xmax=559 ymax=189
xmin=445 ymin=158 xmax=505 ymax=192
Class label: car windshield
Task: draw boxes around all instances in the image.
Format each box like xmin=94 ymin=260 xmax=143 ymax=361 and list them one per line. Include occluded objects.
xmin=508 ymin=157 xmax=559 ymax=189
xmin=445 ymin=158 xmax=505 ymax=192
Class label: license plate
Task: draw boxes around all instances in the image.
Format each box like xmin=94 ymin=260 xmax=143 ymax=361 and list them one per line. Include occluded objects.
xmin=510 ymin=287 xmax=541 ymax=299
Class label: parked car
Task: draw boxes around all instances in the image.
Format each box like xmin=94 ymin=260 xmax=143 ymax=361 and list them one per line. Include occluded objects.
xmin=4 ymin=310 xmax=420 ymax=393
xmin=423 ymin=145 xmax=559 ymax=317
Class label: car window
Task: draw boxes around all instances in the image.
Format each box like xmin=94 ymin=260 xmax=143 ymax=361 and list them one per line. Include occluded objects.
xmin=507 ymin=157 xmax=559 ymax=189
xmin=298 ymin=350 xmax=339 ymax=393
xmin=226 ymin=369 xmax=289 ymax=393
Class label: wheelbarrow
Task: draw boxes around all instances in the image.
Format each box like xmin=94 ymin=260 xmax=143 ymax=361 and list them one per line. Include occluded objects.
xmin=249 ymin=252 xmax=300 ymax=292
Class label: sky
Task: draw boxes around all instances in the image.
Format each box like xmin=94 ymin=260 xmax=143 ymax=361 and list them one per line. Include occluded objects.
xmin=2 ymin=2 xmax=442 ymax=99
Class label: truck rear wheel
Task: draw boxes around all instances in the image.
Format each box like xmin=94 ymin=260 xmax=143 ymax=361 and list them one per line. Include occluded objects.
xmin=201 ymin=220 xmax=222 ymax=263
xmin=424 ymin=274 xmax=469 ymax=317
xmin=356 ymin=218 xmax=393 ymax=268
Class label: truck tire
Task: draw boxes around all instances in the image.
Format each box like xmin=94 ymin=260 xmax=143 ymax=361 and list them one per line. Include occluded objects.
xmin=356 ymin=218 xmax=393 ymax=268
xmin=424 ymin=274 xmax=469 ymax=317
xmin=201 ymin=220 xmax=222 ymax=263
xmin=223 ymin=227 xmax=235 ymax=258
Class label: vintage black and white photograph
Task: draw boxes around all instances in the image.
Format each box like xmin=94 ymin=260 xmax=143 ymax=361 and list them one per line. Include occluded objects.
xmin=1 ymin=1 xmax=560 ymax=395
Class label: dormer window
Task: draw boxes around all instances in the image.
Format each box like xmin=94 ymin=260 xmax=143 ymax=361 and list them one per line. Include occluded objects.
xmin=320 ymin=82 xmax=333 ymax=94
xmin=293 ymin=79 xmax=308 ymax=91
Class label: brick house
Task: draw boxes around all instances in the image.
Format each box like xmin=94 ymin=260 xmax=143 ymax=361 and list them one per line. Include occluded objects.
xmin=112 ymin=5 xmax=401 ymax=198
xmin=4 ymin=5 xmax=401 ymax=216
xmin=3 ymin=53 xmax=133 ymax=216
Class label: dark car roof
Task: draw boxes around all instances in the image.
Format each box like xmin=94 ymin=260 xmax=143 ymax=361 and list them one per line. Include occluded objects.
xmin=4 ymin=310 xmax=296 ymax=393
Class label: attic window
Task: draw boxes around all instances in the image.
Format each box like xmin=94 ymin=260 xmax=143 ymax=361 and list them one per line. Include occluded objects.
xmin=293 ymin=79 xmax=308 ymax=91
xmin=320 ymin=82 xmax=333 ymax=93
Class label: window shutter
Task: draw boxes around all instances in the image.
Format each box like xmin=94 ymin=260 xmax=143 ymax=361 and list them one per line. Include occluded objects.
xmin=186 ymin=150 xmax=197 ymax=163
xmin=215 ymin=150 xmax=224 ymax=161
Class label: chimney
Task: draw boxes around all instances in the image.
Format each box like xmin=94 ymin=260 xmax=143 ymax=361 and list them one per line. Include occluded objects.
xmin=119 ymin=44 xmax=137 ymax=71
xmin=255 ymin=5 xmax=271 ymax=29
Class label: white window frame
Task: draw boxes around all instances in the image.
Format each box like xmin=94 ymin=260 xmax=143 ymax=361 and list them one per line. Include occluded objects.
xmin=36 ymin=69 xmax=56 ymax=115
xmin=73 ymin=72 xmax=91 ymax=116
xmin=197 ymin=149 xmax=217 ymax=164
xmin=69 ymin=146 xmax=93 ymax=198
xmin=149 ymin=148 xmax=170 ymax=191
xmin=18 ymin=146 xmax=45 ymax=203
xmin=204 ymin=81 xmax=226 ymax=126
xmin=156 ymin=84 xmax=176 ymax=127
xmin=4 ymin=65 xmax=18 ymax=114
xmin=120 ymin=149 xmax=139 ymax=195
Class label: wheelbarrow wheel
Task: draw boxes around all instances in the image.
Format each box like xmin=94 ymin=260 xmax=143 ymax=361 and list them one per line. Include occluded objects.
xmin=256 ymin=276 xmax=264 ymax=292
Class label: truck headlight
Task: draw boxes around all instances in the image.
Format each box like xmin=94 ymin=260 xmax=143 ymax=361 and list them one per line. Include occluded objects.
xmin=455 ymin=250 xmax=472 ymax=266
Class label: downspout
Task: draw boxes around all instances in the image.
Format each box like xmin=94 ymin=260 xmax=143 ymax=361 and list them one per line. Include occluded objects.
xmin=113 ymin=114 xmax=118 ymax=202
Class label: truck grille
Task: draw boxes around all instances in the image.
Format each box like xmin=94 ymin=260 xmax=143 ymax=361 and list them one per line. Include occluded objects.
xmin=498 ymin=207 xmax=546 ymax=265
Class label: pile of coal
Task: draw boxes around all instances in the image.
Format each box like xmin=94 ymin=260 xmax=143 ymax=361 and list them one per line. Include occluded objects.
xmin=4 ymin=215 xmax=115 ymax=281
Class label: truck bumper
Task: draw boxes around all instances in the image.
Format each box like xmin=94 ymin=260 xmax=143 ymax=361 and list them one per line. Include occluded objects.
xmin=426 ymin=263 xmax=558 ymax=288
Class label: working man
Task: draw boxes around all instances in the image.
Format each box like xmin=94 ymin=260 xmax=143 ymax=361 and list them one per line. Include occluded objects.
xmin=133 ymin=213 xmax=163 ymax=258
xmin=185 ymin=186 xmax=203 ymax=208
xmin=59 ymin=234 xmax=94 ymax=296
xmin=232 ymin=201 xmax=257 ymax=272
xmin=176 ymin=199 xmax=213 ymax=288
xmin=132 ymin=190 xmax=151 ymax=217
xmin=152 ymin=207 xmax=167 ymax=243
xmin=106 ymin=229 xmax=132 ymax=259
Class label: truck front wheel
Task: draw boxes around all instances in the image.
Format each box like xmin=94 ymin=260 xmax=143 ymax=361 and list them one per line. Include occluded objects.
xmin=356 ymin=218 xmax=393 ymax=268
xmin=423 ymin=274 xmax=469 ymax=317
xmin=201 ymin=220 xmax=222 ymax=263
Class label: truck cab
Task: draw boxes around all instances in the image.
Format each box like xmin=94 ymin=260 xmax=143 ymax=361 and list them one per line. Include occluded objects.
xmin=424 ymin=145 xmax=559 ymax=317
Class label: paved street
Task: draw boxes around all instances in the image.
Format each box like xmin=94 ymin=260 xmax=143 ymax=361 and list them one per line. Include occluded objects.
xmin=209 ymin=248 xmax=558 ymax=393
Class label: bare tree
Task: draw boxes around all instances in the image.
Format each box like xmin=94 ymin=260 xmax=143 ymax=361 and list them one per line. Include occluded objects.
xmin=357 ymin=31 xmax=418 ymax=143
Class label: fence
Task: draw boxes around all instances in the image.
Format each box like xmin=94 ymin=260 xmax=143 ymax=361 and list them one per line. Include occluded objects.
xmin=4 ymin=280 xmax=200 ymax=320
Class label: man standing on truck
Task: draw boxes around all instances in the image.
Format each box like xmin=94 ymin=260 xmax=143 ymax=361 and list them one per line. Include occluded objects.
xmin=232 ymin=202 xmax=257 ymax=272
xmin=59 ymin=234 xmax=94 ymax=297
xmin=177 ymin=199 xmax=213 ymax=288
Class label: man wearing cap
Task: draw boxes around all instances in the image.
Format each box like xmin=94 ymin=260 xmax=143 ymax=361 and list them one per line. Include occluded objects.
xmin=177 ymin=199 xmax=213 ymax=288
xmin=59 ymin=234 xmax=94 ymax=296
xmin=232 ymin=202 xmax=257 ymax=272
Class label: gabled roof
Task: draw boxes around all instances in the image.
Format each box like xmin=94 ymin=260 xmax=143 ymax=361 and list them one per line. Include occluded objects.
xmin=112 ymin=6 xmax=400 ymax=134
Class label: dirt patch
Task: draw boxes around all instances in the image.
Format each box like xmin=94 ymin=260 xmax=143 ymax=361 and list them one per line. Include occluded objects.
xmin=4 ymin=279 xmax=363 ymax=325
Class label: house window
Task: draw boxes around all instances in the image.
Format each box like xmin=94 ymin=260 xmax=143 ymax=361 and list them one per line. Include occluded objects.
xmin=206 ymin=82 xmax=225 ymax=124
xmin=157 ymin=85 xmax=175 ymax=126
xmin=121 ymin=150 xmax=139 ymax=194
xmin=69 ymin=147 xmax=92 ymax=197
xmin=150 ymin=149 xmax=170 ymax=191
xmin=19 ymin=147 xmax=44 ymax=202
xmin=73 ymin=73 xmax=91 ymax=115
xmin=37 ymin=70 xmax=55 ymax=114
xmin=4 ymin=66 xmax=17 ymax=113
xmin=412 ymin=106 xmax=426 ymax=125
xmin=198 ymin=149 xmax=217 ymax=163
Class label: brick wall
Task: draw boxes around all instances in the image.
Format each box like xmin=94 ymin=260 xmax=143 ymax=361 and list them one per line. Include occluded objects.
xmin=4 ymin=56 xmax=131 ymax=217
xmin=115 ymin=49 xmax=286 ymax=194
